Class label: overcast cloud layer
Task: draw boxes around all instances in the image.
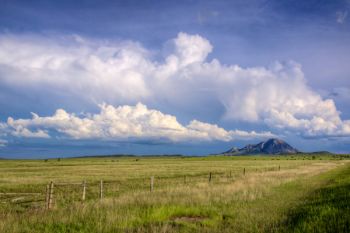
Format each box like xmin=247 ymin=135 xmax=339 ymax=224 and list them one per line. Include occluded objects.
xmin=0 ymin=32 xmax=349 ymax=144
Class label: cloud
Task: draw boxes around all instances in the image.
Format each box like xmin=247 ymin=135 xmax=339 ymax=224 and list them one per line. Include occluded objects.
xmin=336 ymin=10 xmax=348 ymax=24
xmin=4 ymin=103 xmax=274 ymax=142
xmin=0 ymin=139 xmax=7 ymax=147
xmin=172 ymin=32 xmax=213 ymax=67
xmin=329 ymin=87 xmax=350 ymax=100
xmin=0 ymin=32 xmax=349 ymax=139
xmin=197 ymin=10 xmax=220 ymax=25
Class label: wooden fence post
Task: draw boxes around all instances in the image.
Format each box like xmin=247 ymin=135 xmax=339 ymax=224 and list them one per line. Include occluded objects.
xmin=48 ymin=181 xmax=54 ymax=209
xmin=209 ymin=172 xmax=212 ymax=182
xmin=279 ymin=165 xmax=280 ymax=171
xmin=82 ymin=180 xmax=86 ymax=202
xmin=150 ymin=176 xmax=154 ymax=192
xmin=243 ymin=168 xmax=246 ymax=175
xmin=99 ymin=180 xmax=103 ymax=200
xmin=45 ymin=184 xmax=49 ymax=209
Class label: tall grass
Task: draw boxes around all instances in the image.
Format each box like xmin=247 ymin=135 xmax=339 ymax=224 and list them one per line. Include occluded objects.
xmin=275 ymin=164 xmax=350 ymax=232
xmin=0 ymin=155 xmax=348 ymax=232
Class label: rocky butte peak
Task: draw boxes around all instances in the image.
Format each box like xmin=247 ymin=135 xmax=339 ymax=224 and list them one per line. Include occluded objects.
xmin=223 ymin=138 xmax=299 ymax=155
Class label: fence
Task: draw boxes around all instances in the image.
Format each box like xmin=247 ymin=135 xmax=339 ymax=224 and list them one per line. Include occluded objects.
xmin=0 ymin=166 xmax=283 ymax=210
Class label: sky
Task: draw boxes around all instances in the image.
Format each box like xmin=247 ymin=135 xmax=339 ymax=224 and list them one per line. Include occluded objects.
xmin=0 ymin=0 xmax=349 ymax=158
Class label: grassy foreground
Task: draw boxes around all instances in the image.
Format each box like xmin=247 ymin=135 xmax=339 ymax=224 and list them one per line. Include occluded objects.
xmin=0 ymin=155 xmax=349 ymax=232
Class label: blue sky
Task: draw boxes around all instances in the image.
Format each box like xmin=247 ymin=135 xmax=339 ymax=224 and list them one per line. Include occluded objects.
xmin=0 ymin=0 xmax=349 ymax=158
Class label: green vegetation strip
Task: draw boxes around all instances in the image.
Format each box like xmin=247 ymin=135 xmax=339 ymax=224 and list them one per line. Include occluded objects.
xmin=274 ymin=163 xmax=350 ymax=233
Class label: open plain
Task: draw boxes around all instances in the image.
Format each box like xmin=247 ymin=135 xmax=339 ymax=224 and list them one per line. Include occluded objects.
xmin=0 ymin=154 xmax=349 ymax=233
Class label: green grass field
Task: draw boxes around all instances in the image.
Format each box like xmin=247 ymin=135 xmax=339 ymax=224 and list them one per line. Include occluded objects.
xmin=0 ymin=154 xmax=349 ymax=232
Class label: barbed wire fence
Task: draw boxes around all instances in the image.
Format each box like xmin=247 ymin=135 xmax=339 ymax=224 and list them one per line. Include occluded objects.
xmin=0 ymin=166 xmax=283 ymax=211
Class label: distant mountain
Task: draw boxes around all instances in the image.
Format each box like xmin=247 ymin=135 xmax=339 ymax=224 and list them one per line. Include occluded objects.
xmin=223 ymin=138 xmax=299 ymax=155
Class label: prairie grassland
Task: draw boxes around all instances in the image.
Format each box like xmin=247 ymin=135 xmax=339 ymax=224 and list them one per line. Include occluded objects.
xmin=0 ymin=155 xmax=349 ymax=232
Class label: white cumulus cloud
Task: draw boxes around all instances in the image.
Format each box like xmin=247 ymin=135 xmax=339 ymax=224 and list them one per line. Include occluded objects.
xmin=0 ymin=32 xmax=349 ymax=139
xmin=4 ymin=103 xmax=274 ymax=142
